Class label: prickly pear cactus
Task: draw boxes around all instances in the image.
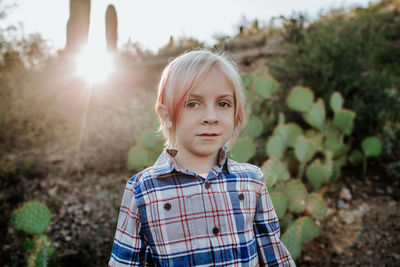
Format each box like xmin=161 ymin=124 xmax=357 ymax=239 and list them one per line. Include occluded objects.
xmin=127 ymin=144 xmax=150 ymax=171
xmin=284 ymin=180 xmax=307 ymax=213
xmin=27 ymin=235 xmax=57 ymax=267
xmin=302 ymin=98 xmax=325 ymax=131
xmin=261 ymin=157 xmax=290 ymax=187
xmin=269 ymin=192 xmax=287 ymax=219
xmin=254 ymin=76 xmax=279 ymax=99
xmin=11 ymin=202 xmax=51 ymax=235
xmin=242 ymin=116 xmax=264 ymax=138
xmin=306 ymin=193 xmax=327 ymax=221
xmin=333 ymin=109 xmax=355 ymax=135
xmin=230 ymin=137 xmax=256 ymax=163
xmin=361 ymin=136 xmax=382 ymax=157
xmin=330 ymin=92 xmax=343 ymax=112
xmin=306 ymin=159 xmax=331 ymax=189
xmin=266 ymin=135 xmax=286 ymax=159
xmin=287 ymin=86 xmax=314 ymax=113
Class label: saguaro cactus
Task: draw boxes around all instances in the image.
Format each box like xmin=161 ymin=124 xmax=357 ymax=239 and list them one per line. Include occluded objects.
xmin=66 ymin=0 xmax=91 ymax=53
xmin=105 ymin=4 xmax=118 ymax=52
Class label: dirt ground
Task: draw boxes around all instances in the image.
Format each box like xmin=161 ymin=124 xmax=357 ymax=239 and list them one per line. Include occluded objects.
xmin=2 ymin=161 xmax=399 ymax=267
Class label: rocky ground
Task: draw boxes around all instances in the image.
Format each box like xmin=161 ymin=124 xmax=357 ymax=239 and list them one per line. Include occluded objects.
xmin=2 ymin=163 xmax=399 ymax=266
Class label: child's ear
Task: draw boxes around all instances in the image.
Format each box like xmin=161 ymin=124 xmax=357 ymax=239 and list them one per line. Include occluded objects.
xmin=157 ymin=104 xmax=172 ymax=128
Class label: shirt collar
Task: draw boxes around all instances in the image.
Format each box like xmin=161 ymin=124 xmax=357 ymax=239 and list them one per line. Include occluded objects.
xmin=152 ymin=147 xmax=232 ymax=177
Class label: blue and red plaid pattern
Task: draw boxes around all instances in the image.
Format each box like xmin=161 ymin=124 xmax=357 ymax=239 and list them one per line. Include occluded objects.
xmin=109 ymin=148 xmax=295 ymax=266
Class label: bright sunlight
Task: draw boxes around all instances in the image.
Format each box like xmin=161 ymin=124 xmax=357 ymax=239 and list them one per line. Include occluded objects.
xmin=75 ymin=45 xmax=114 ymax=83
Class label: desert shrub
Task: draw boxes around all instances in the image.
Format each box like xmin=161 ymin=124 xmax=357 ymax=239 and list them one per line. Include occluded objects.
xmin=267 ymin=1 xmax=400 ymax=142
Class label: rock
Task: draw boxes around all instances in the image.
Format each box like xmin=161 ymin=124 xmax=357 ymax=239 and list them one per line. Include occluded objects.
xmin=338 ymin=204 xmax=370 ymax=224
xmin=48 ymin=186 xmax=58 ymax=198
xmin=392 ymin=253 xmax=400 ymax=260
xmin=326 ymin=207 xmax=336 ymax=217
xmin=339 ymin=187 xmax=352 ymax=201
xmin=83 ymin=203 xmax=92 ymax=213
xmin=337 ymin=199 xmax=347 ymax=209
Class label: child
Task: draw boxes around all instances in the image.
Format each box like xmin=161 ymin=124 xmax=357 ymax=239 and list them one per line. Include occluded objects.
xmin=109 ymin=50 xmax=295 ymax=266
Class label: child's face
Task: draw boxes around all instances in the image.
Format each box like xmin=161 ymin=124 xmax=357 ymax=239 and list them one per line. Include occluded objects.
xmin=175 ymin=68 xmax=235 ymax=161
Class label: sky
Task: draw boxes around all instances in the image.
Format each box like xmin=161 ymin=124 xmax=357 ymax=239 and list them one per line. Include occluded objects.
xmin=2 ymin=0 xmax=374 ymax=52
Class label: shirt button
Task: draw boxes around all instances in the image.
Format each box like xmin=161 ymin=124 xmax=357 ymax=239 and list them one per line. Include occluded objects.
xmin=238 ymin=193 xmax=244 ymax=200
xmin=164 ymin=203 xmax=171 ymax=210
xmin=212 ymin=227 xmax=219 ymax=235
xmin=204 ymin=181 xmax=211 ymax=189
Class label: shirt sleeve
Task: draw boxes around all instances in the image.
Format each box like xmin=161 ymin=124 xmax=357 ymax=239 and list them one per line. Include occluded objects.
xmin=253 ymin=180 xmax=296 ymax=266
xmin=109 ymin=179 xmax=147 ymax=267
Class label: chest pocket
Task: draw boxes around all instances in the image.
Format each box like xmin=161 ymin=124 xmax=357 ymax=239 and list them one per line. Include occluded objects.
xmin=229 ymin=189 xmax=258 ymax=230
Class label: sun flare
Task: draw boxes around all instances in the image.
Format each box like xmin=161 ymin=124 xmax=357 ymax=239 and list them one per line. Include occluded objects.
xmin=75 ymin=46 xmax=114 ymax=83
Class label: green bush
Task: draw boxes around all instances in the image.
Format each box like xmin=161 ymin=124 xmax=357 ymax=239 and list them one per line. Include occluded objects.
xmin=267 ymin=1 xmax=400 ymax=142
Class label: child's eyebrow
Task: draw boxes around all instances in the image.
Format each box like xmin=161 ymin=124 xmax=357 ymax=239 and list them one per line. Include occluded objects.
xmin=188 ymin=94 xmax=234 ymax=99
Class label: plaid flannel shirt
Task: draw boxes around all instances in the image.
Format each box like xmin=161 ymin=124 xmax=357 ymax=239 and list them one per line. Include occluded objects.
xmin=109 ymin=148 xmax=295 ymax=266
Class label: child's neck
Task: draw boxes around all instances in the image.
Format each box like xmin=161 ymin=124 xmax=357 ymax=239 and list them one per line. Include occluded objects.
xmin=173 ymin=149 xmax=218 ymax=175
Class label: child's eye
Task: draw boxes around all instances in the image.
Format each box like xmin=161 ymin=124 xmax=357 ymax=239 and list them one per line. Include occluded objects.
xmin=218 ymin=101 xmax=231 ymax=108
xmin=186 ymin=101 xmax=199 ymax=108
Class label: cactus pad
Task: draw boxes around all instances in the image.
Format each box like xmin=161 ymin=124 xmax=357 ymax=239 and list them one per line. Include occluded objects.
xmin=361 ymin=136 xmax=382 ymax=157
xmin=281 ymin=223 xmax=301 ymax=260
xmin=286 ymin=123 xmax=303 ymax=148
xmin=330 ymin=92 xmax=344 ymax=112
xmin=302 ymin=98 xmax=326 ymax=131
xmin=284 ymin=180 xmax=308 ymax=213
xmin=349 ymin=149 xmax=363 ymax=165
xmin=261 ymin=158 xmax=290 ymax=186
xmin=293 ymin=216 xmax=320 ymax=244
xmin=306 ymin=193 xmax=327 ymax=221
xmin=11 ymin=202 xmax=51 ymax=235
xmin=294 ymin=136 xmax=316 ymax=163
xmin=242 ymin=116 xmax=264 ymax=138
xmin=241 ymin=73 xmax=254 ymax=88
xmin=269 ymin=192 xmax=288 ymax=219
xmin=27 ymin=235 xmax=57 ymax=267
xmin=323 ymin=137 xmax=348 ymax=158
xmin=287 ymin=86 xmax=314 ymax=113
xmin=266 ymin=135 xmax=286 ymax=159
xmin=140 ymin=129 xmax=162 ymax=149
xmin=306 ymin=159 xmax=331 ymax=190
xmin=230 ymin=137 xmax=255 ymax=163
xmin=255 ymin=76 xmax=278 ymax=99
xmin=322 ymin=121 xmax=340 ymax=139
xmin=333 ymin=109 xmax=355 ymax=135
xmin=127 ymin=144 xmax=150 ymax=171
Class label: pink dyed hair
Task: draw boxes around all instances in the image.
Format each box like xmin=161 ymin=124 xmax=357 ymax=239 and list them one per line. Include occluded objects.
xmin=155 ymin=49 xmax=246 ymax=149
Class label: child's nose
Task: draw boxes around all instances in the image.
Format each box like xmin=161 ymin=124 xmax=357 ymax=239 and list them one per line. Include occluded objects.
xmin=202 ymin=106 xmax=218 ymax=125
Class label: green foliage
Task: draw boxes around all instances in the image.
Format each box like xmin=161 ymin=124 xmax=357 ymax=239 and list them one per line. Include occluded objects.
xmin=330 ymin=92 xmax=343 ymax=112
xmin=306 ymin=159 xmax=331 ymax=190
xmin=302 ymin=98 xmax=325 ymax=131
xmin=11 ymin=202 xmax=51 ymax=235
xmin=361 ymin=136 xmax=382 ymax=157
xmin=254 ymin=76 xmax=279 ymax=99
xmin=230 ymin=138 xmax=256 ymax=163
xmin=269 ymin=192 xmax=287 ymax=219
xmin=333 ymin=109 xmax=355 ymax=135
xmin=11 ymin=202 xmax=57 ymax=266
xmin=267 ymin=3 xmax=400 ymax=140
xmin=294 ymin=136 xmax=317 ymax=163
xmin=261 ymin=157 xmax=290 ymax=187
xmin=266 ymin=135 xmax=286 ymax=159
xmin=284 ymin=180 xmax=307 ymax=213
xmin=287 ymin=86 xmax=314 ymax=113
xmin=242 ymin=116 xmax=264 ymax=138
xmin=127 ymin=129 xmax=164 ymax=171
xmin=306 ymin=193 xmax=327 ymax=221
xmin=27 ymin=235 xmax=57 ymax=267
